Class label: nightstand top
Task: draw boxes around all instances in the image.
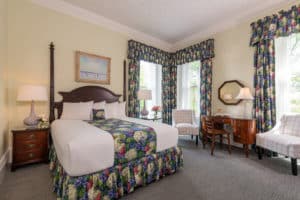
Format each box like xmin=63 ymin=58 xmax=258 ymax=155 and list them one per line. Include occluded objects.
xmin=12 ymin=126 xmax=49 ymax=133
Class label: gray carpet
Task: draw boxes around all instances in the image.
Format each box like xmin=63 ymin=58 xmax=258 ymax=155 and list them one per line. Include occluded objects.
xmin=1 ymin=137 xmax=300 ymax=200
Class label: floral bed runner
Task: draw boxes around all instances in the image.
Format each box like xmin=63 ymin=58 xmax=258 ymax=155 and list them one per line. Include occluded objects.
xmin=87 ymin=119 xmax=156 ymax=165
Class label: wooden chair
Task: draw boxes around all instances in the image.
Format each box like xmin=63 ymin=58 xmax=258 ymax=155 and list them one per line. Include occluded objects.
xmin=201 ymin=116 xmax=231 ymax=155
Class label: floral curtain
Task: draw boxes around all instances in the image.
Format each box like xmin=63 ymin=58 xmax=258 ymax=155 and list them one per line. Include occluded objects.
xmin=250 ymin=4 xmax=300 ymax=132
xmin=127 ymin=39 xmax=214 ymax=123
xmin=128 ymin=59 xmax=140 ymax=117
xmin=200 ymin=59 xmax=213 ymax=116
xmin=162 ymin=56 xmax=177 ymax=124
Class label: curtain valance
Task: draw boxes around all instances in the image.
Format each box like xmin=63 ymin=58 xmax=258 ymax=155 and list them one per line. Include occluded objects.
xmin=127 ymin=40 xmax=171 ymax=65
xmin=250 ymin=5 xmax=300 ymax=46
xmin=174 ymin=39 xmax=215 ymax=65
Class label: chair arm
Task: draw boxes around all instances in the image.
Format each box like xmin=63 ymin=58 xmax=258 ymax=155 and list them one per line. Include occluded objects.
xmin=257 ymin=123 xmax=280 ymax=135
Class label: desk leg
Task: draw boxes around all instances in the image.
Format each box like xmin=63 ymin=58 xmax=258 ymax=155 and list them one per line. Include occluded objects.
xmin=243 ymin=144 xmax=249 ymax=158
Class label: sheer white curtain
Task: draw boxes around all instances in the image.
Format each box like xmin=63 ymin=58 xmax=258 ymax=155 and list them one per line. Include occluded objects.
xmin=275 ymin=34 xmax=300 ymax=121
xmin=177 ymin=61 xmax=201 ymax=119
xmin=140 ymin=60 xmax=162 ymax=110
xmin=275 ymin=36 xmax=291 ymax=122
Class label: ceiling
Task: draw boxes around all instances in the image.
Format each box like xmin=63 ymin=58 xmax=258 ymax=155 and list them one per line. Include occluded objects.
xmin=34 ymin=0 xmax=295 ymax=50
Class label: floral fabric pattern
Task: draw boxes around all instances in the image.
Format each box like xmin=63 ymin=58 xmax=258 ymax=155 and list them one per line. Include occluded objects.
xmin=250 ymin=4 xmax=300 ymax=132
xmin=128 ymin=59 xmax=140 ymax=117
xmin=49 ymin=145 xmax=183 ymax=200
xmin=174 ymin=39 xmax=215 ymax=65
xmin=87 ymin=119 xmax=156 ymax=164
xmin=200 ymin=59 xmax=213 ymax=116
xmin=250 ymin=5 xmax=300 ymax=46
xmin=127 ymin=39 xmax=215 ymax=124
xmin=162 ymin=63 xmax=177 ymax=124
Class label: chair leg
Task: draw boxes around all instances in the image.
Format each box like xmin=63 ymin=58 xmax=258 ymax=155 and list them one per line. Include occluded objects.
xmin=195 ymin=135 xmax=199 ymax=146
xmin=291 ymin=158 xmax=298 ymax=176
xmin=257 ymin=147 xmax=263 ymax=160
xmin=211 ymin=135 xmax=215 ymax=156
xmin=220 ymin=134 xmax=223 ymax=148
xmin=227 ymin=133 xmax=231 ymax=154
xmin=202 ymin=133 xmax=206 ymax=149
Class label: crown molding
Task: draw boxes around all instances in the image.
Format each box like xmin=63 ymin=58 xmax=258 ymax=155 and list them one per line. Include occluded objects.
xmin=30 ymin=0 xmax=173 ymax=52
xmin=31 ymin=0 xmax=299 ymax=52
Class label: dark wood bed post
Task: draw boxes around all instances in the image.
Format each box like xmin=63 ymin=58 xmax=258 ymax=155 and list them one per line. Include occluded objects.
xmin=49 ymin=42 xmax=55 ymax=123
xmin=123 ymin=60 xmax=126 ymax=102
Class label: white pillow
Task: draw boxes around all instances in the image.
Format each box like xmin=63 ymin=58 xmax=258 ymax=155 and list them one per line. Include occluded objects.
xmin=93 ymin=101 xmax=106 ymax=109
xmin=60 ymin=101 xmax=94 ymax=120
xmin=104 ymin=102 xmax=126 ymax=119
xmin=105 ymin=102 xmax=118 ymax=119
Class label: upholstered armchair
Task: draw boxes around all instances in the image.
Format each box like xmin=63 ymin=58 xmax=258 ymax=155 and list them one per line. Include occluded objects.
xmin=256 ymin=114 xmax=300 ymax=176
xmin=172 ymin=109 xmax=199 ymax=145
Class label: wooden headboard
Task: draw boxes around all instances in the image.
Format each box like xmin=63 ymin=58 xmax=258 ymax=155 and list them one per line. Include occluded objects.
xmin=54 ymin=86 xmax=122 ymax=119
xmin=49 ymin=43 xmax=126 ymax=122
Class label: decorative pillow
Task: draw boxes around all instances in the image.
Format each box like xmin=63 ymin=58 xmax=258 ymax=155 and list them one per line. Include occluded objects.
xmin=105 ymin=102 xmax=118 ymax=119
xmin=60 ymin=101 xmax=94 ymax=120
xmin=92 ymin=109 xmax=105 ymax=120
xmin=104 ymin=102 xmax=126 ymax=119
xmin=93 ymin=101 xmax=106 ymax=109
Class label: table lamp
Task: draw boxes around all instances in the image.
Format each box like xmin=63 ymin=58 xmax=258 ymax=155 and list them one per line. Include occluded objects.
xmin=17 ymin=85 xmax=48 ymax=126
xmin=138 ymin=89 xmax=152 ymax=117
xmin=235 ymin=87 xmax=254 ymax=118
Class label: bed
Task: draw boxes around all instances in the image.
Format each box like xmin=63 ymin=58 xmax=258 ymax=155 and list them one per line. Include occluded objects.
xmin=48 ymin=43 xmax=183 ymax=200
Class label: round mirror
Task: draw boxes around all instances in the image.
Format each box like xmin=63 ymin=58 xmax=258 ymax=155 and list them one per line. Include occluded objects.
xmin=218 ymin=80 xmax=244 ymax=105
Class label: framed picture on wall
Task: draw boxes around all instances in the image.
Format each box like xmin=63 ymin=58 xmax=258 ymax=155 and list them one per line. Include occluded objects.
xmin=75 ymin=51 xmax=111 ymax=84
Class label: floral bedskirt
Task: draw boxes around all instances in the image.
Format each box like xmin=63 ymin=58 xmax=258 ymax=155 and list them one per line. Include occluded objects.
xmin=49 ymin=145 xmax=183 ymax=200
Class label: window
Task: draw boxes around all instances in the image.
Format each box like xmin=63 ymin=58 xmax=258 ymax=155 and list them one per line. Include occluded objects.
xmin=139 ymin=60 xmax=162 ymax=110
xmin=177 ymin=60 xmax=201 ymax=118
xmin=275 ymin=33 xmax=300 ymax=121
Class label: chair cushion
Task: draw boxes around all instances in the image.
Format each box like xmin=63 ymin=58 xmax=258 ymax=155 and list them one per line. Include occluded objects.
xmin=280 ymin=115 xmax=300 ymax=137
xmin=175 ymin=123 xmax=199 ymax=136
xmin=256 ymin=132 xmax=300 ymax=158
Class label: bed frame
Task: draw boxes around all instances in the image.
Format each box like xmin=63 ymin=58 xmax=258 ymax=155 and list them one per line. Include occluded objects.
xmin=47 ymin=43 xmax=183 ymax=200
xmin=48 ymin=42 xmax=127 ymax=121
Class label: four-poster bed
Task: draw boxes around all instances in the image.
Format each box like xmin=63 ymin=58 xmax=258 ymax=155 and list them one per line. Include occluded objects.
xmin=48 ymin=43 xmax=183 ymax=199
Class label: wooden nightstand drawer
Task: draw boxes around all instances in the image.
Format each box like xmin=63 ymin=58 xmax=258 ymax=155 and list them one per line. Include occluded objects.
xmin=14 ymin=131 xmax=46 ymax=141
xmin=14 ymin=140 xmax=44 ymax=153
xmin=14 ymin=149 xmax=45 ymax=164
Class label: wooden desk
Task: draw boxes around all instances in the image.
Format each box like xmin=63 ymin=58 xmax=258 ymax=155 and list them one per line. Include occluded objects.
xmin=213 ymin=116 xmax=256 ymax=157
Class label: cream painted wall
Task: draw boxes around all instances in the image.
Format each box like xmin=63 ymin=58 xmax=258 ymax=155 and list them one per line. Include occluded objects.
xmin=7 ymin=0 xmax=128 ymax=133
xmin=0 ymin=0 xmax=8 ymax=159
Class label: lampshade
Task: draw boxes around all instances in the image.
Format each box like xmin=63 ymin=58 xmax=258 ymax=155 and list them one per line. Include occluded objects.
xmin=17 ymin=85 xmax=48 ymax=102
xmin=235 ymin=87 xmax=254 ymax=100
xmin=137 ymin=89 xmax=152 ymax=100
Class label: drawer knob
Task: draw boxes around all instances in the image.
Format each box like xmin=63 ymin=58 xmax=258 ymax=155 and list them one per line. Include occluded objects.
xmin=29 ymin=134 xmax=35 ymax=139
xmin=28 ymin=153 xmax=34 ymax=158
xmin=27 ymin=144 xmax=35 ymax=148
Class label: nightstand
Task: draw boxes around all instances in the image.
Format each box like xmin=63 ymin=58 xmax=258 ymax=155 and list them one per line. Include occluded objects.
xmin=11 ymin=127 xmax=49 ymax=171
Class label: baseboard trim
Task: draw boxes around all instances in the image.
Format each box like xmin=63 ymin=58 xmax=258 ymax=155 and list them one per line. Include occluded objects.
xmin=0 ymin=148 xmax=10 ymax=173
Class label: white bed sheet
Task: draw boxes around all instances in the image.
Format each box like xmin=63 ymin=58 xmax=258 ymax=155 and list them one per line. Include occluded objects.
xmin=51 ymin=118 xmax=178 ymax=176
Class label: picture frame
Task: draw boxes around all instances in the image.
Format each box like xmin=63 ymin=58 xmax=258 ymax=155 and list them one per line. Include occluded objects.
xmin=75 ymin=51 xmax=111 ymax=84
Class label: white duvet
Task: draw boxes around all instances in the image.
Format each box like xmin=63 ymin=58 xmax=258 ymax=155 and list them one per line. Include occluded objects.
xmin=51 ymin=117 xmax=178 ymax=176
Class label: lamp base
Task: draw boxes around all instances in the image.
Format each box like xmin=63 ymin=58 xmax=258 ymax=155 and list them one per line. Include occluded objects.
xmin=23 ymin=101 xmax=41 ymax=127
xmin=140 ymin=109 xmax=149 ymax=117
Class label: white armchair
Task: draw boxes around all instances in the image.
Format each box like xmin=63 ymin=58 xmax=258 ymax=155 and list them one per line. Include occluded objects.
xmin=256 ymin=114 xmax=300 ymax=176
xmin=172 ymin=109 xmax=199 ymax=145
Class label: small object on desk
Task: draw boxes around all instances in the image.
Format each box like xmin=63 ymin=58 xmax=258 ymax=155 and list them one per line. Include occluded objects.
xmin=11 ymin=126 xmax=50 ymax=171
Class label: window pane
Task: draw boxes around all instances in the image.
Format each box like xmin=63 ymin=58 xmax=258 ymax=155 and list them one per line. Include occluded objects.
xmin=139 ymin=60 xmax=162 ymax=114
xmin=275 ymin=33 xmax=300 ymax=121
xmin=177 ymin=60 xmax=201 ymax=118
